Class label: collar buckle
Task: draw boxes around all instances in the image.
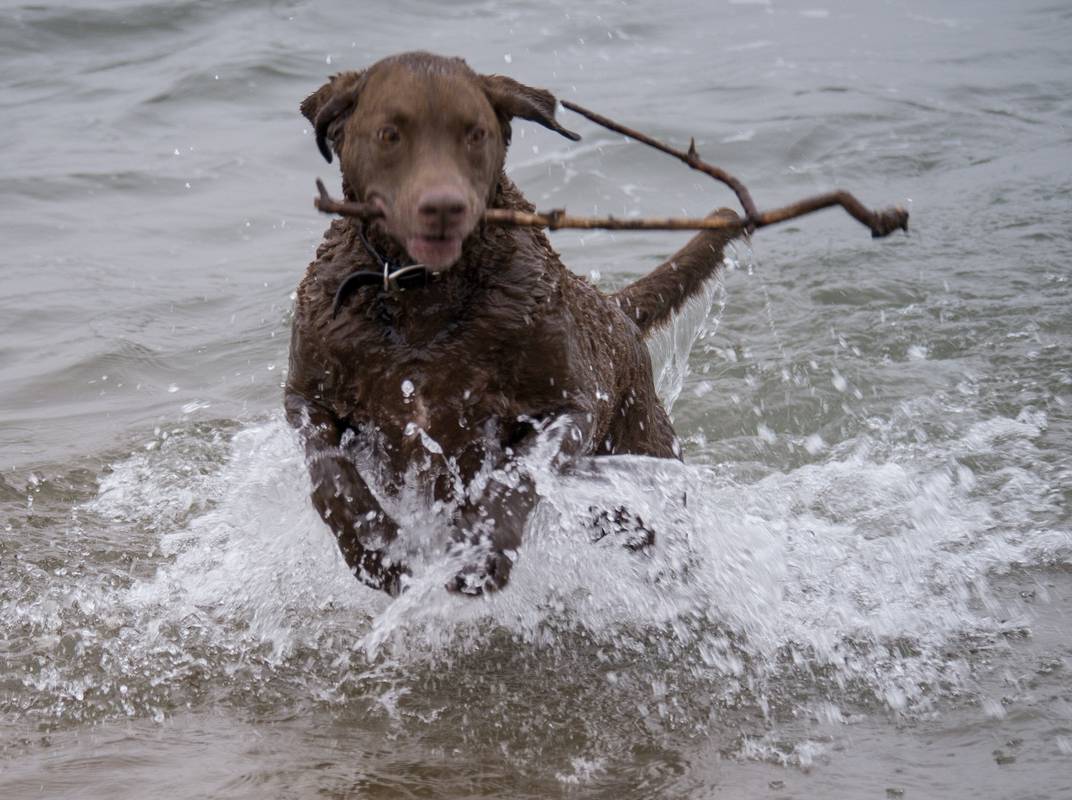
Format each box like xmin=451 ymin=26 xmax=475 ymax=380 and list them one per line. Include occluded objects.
xmin=331 ymin=225 xmax=431 ymax=318
xmin=383 ymin=262 xmax=428 ymax=293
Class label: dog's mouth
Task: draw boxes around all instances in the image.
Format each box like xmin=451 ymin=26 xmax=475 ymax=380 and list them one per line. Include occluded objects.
xmin=405 ymin=234 xmax=464 ymax=271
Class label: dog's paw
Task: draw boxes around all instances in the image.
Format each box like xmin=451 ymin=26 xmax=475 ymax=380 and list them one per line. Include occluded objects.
xmin=589 ymin=505 xmax=655 ymax=552
xmin=447 ymin=549 xmax=515 ymax=596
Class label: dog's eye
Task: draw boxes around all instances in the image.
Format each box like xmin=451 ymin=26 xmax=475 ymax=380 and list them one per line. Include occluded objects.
xmin=376 ymin=125 xmax=401 ymax=145
xmin=467 ymin=126 xmax=487 ymax=146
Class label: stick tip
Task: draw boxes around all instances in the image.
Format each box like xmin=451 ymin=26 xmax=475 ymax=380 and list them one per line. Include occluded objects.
xmin=870 ymin=206 xmax=910 ymax=238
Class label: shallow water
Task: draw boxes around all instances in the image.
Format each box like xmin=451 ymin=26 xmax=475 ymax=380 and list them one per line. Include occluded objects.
xmin=2 ymin=0 xmax=1071 ymax=797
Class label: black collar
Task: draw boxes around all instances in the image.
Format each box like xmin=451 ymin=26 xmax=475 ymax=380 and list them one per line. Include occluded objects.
xmin=331 ymin=226 xmax=430 ymax=318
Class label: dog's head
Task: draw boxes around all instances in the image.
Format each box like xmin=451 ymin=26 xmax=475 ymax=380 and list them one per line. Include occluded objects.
xmin=301 ymin=52 xmax=579 ymax=271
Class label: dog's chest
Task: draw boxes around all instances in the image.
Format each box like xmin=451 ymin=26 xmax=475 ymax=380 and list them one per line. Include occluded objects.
xmin=336 ymin=345 xmax=529 ymax=481
xmin=317 ymin=266 xmax=553 ymax=480
xmin=373 ymin=362 xmax=503 ymax=435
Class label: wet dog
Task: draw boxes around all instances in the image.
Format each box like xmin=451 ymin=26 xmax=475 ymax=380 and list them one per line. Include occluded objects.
xmin=285 ymin=52 xmax=739 ymax=595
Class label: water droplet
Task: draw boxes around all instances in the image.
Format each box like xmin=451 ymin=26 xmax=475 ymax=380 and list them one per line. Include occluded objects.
xmin=981 ymin=696 xmax=1007 ymax=720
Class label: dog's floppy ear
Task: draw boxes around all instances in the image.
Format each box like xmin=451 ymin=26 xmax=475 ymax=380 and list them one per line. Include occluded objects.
xmin=300 ymin=71 xmax=366 ymax=164
xmin=480 ymin=74 xmax=581 ymax=144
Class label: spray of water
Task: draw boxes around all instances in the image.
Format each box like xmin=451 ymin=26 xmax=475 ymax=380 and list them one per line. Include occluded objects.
xmin=7 ymin=247 xmax=1068 ymax=770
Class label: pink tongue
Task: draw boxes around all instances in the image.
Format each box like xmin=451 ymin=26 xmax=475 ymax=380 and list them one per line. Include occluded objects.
xmin=407 ymin=236 xmax=462 ymax=270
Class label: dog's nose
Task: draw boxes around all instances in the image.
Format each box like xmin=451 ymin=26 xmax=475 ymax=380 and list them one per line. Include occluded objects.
xmin=418 ymin=190 xmax=467 ymax=231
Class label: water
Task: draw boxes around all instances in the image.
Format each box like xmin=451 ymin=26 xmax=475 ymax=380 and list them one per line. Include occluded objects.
xmin=2 ymin=0 xmax=1071 ymax=797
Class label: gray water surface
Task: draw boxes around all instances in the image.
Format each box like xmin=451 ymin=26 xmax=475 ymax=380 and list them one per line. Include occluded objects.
xmin=2 ymin=1 xmax=1071 ymax=798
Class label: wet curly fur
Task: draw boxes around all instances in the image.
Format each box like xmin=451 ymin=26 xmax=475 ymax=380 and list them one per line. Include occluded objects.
xmin=285 ymin=52 xmax=740 ymax=595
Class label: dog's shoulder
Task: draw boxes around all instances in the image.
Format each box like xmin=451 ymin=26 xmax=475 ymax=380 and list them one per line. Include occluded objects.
xmin=297 ymin=219 xmax=368 ymax=312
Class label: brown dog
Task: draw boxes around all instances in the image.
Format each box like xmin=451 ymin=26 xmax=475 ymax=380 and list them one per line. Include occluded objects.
xmin=286 ymin=52 xmax=739 ymax=595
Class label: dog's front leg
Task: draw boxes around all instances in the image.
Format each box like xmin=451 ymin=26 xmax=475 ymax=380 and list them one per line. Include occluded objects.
xmin=285 ymin=391 xmax=407 ymax=595
xmin=450 ymin=410 xmax=594 ymax=595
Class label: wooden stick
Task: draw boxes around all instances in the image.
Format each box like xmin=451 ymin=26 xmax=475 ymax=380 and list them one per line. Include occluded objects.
xmin=560 ymin=100 xmax=908 ymax=238
xmin=314 ymin=181 xmax=742 ymax=231
xmin=314 ymin=95 xmax=911 ymax=241
xmin=561 ymin=100 xmax=761 ymax=222
xmin=484 ymin=207 xmax=744 ymax=231
xmin=316 ymin=180 xmax=906 ymax=238
xmin=315 ymin=179 xmax=381 ymax=222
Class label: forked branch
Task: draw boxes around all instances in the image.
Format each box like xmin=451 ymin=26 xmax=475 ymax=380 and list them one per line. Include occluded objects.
xmin=561 ymin=100 xmax=761 ymax=222
xmin=560 ymin=100 xmax=908 ymax=238
xmin=314 ymin=101 xmax=909 ymax=239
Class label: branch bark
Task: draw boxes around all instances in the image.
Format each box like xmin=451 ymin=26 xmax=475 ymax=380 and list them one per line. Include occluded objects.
xmin=560 ymin=100 xmax=908 ymax=238
xmin=561 ymin=100 xmax=761 ymax=222
xmin=314 ymin=100 xmax=910 ymax=239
